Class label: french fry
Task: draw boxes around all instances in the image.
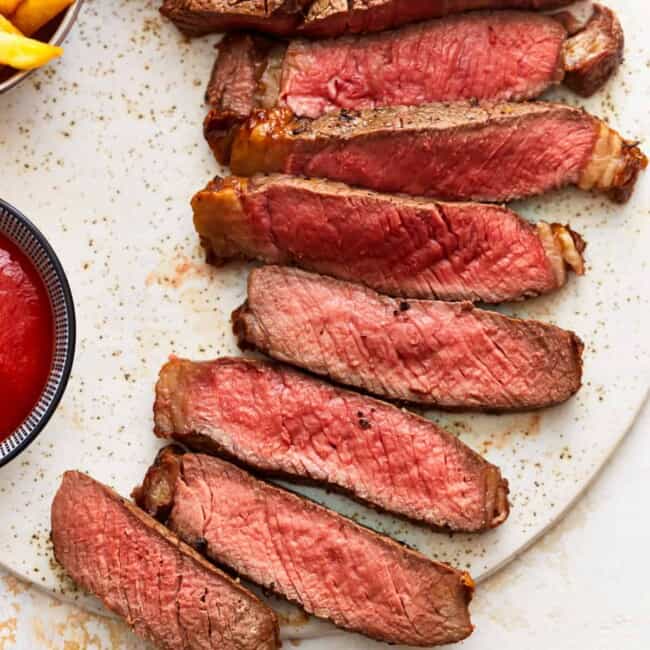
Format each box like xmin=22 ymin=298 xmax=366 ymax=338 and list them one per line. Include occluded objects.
xmin=0 ymin=14 xmax=22 ymax=35
xmin=0 ymin=31 xmax=62 ymax=69
xmin=0 ymin=0 xmax=22 ymax=17
xmin=12 ymin=0 xmax=74 ymax=36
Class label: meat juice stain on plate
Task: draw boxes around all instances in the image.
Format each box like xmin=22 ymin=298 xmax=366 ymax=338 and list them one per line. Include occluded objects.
xmin=432 ymin=412 xmax=542 ymax=457
xmin=0 ymin=232 xmax=54 ymax=441
xmin=487 ymin=413 xmax=542 ymax=449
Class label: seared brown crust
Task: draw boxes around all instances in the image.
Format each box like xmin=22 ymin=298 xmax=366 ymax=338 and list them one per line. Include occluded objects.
xmin=203 ymin=109 xmax=245 ymax=167
xmin=205 ymin=34 xmax=280 ymax=113
xmin=132 ymin=444 xmax=185 ymax=521
xmin=562 ymin=4 xmax=624 ymax=97
xmin=160 ymin=0 xmax=310 ymax=36
xmin=578 ymin=118 xmax=648 ymax=204
xmin=607 ymin=142 xmax=648 ymax=203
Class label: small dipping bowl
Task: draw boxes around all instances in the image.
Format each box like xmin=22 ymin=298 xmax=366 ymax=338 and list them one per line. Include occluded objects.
xmin=0 ymin=199 xmax=75 ymax=467
xmin=0 ymin=0 xmax=84 ymax=94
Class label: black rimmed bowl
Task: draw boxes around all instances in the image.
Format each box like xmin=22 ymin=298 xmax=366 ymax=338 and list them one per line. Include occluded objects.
xmin=0 ymin=199 xmax=75 ymax=467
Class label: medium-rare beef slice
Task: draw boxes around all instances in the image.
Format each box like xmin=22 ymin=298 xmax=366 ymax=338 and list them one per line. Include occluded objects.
xmin=301 ymin=3 xmax=624 ymax=95
xmin=51 ymin=471 xmax=279 ymax=650
xmin=232 ymin=266 xmax=584 ymax=411
xmin=209 ymin=12 xmax=566 ymax=119
xmin=193 ymin=174 xmax=585 ymax=303
xmin=160 ymin=0 xmax=311 ymax=36
xmin=134 ymin=448 xmax=475 ymax=646
xmin=206 ymin=5 xmax=622 ymax=123
xmin=152 ymin=356 xmax=510 ymax=531
xmin=208 ymin=101 xmax=645 ymax=203
xmin=161 ymin=0 xmax=573 ymax=37
xmin=284 ymin=11 xmax=568 ymax=116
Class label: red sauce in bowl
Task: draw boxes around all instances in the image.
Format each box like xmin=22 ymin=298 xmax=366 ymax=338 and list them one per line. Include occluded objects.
xmin=0 ymin=232 xmax=54 ymax=441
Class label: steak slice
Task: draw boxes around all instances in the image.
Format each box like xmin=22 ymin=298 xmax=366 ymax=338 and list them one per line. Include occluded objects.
xmin=210 ymin=12 xmax=566 ymax=121
xmin=208 ymin=101 xmax=646 ymax=203
xmin=233 ymin=266 xmax=584 ymax=411
xmin=153 ymin=356 xmax=510 ymax=531
xmin=206 ymin=6 xmax=623 ymax=124
xmin=134 ymin=448 xmax=476 ymax=646
xmin=286 ymin=11 xmax=567 ymax=116
xmin=51 ymin=471 xmax=279 ymax=650
xmin=160 ymin=0 xmax=311 ymax=36
xmin=193 ymin=174 xmax=585 ymax=303
xmin=161 ymin=0 xmax=572 ymax=37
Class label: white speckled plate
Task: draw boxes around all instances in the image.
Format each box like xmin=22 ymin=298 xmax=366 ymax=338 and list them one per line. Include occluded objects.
xmin=0 ymin=0 xmax=648 ymax=643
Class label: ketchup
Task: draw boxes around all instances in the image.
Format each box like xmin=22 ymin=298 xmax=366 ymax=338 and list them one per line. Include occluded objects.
xmin=0 ymin=232 xmax=54 ymax=441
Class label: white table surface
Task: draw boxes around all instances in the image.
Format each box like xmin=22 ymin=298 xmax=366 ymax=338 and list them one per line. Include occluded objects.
xmin=1 ymin=395 xmax=647 ymax=650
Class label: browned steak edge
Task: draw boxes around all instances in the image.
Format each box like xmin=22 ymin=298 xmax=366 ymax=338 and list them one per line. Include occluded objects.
xmin=562 ymin=4 xmax=624 ymax=97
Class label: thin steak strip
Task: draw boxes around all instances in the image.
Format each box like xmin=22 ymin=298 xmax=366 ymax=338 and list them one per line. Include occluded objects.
xmin=135 ymin=448 xmax=475 ymax=646
xmin=161 ymin=0 xmax=573 ymax=37
xmin=233 ymin=266 xmax=584 ymax=411
xmin=193 ymin=174 xmax=585 ymax=303
xmin=209 ymin=101 xmax=645 ymax=204
xmin=51 ymin=471 xmax=279 ymax=650
xmin=154 ymin=356 xmax=510 ymax=532
xmin=207 ymin=6 xmax=622 ymax=126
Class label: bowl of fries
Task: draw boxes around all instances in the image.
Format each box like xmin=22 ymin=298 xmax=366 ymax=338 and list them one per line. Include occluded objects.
xmin=0 ymin=0 xmax=82 ymax=94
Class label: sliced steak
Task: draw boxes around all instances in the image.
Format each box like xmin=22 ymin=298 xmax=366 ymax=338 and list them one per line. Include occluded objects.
xmin=207 ymin=6 xmax=623 ymax=125
xmin=208 ymin=12 xmax=567 ymax=121
xmin=233 ymin=266 xmax=584 ymax=411
xmin=51 ymin=471 xmax=279 ymax=650
xmin=161 ymin=0 xmax=572 ymax=37
xmin=160 ymin=0 xmax=311 ymax=37
xmin=193 ymin=174 xmax=585 ymax=303
xmin=208 ymin=101 xmax=646 ymax=203
xmin=285 ymin=11 xmax=567 ymax=116
xmin=135 ymin=448 xmax=476 ymax=646
xmin=153 ymin=356 xmax=510 ymax=531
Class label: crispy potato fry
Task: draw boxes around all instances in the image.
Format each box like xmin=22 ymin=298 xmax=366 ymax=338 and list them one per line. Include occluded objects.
xmin=12 ymin=0 xmax=74 ymax=36
xmin=0 ymin=31 xmax=62 ymax=69
xmin=0 ymin=14 xmax=22 ymax=35
xmin=0 ymin=0 xmax=22 ymax=17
